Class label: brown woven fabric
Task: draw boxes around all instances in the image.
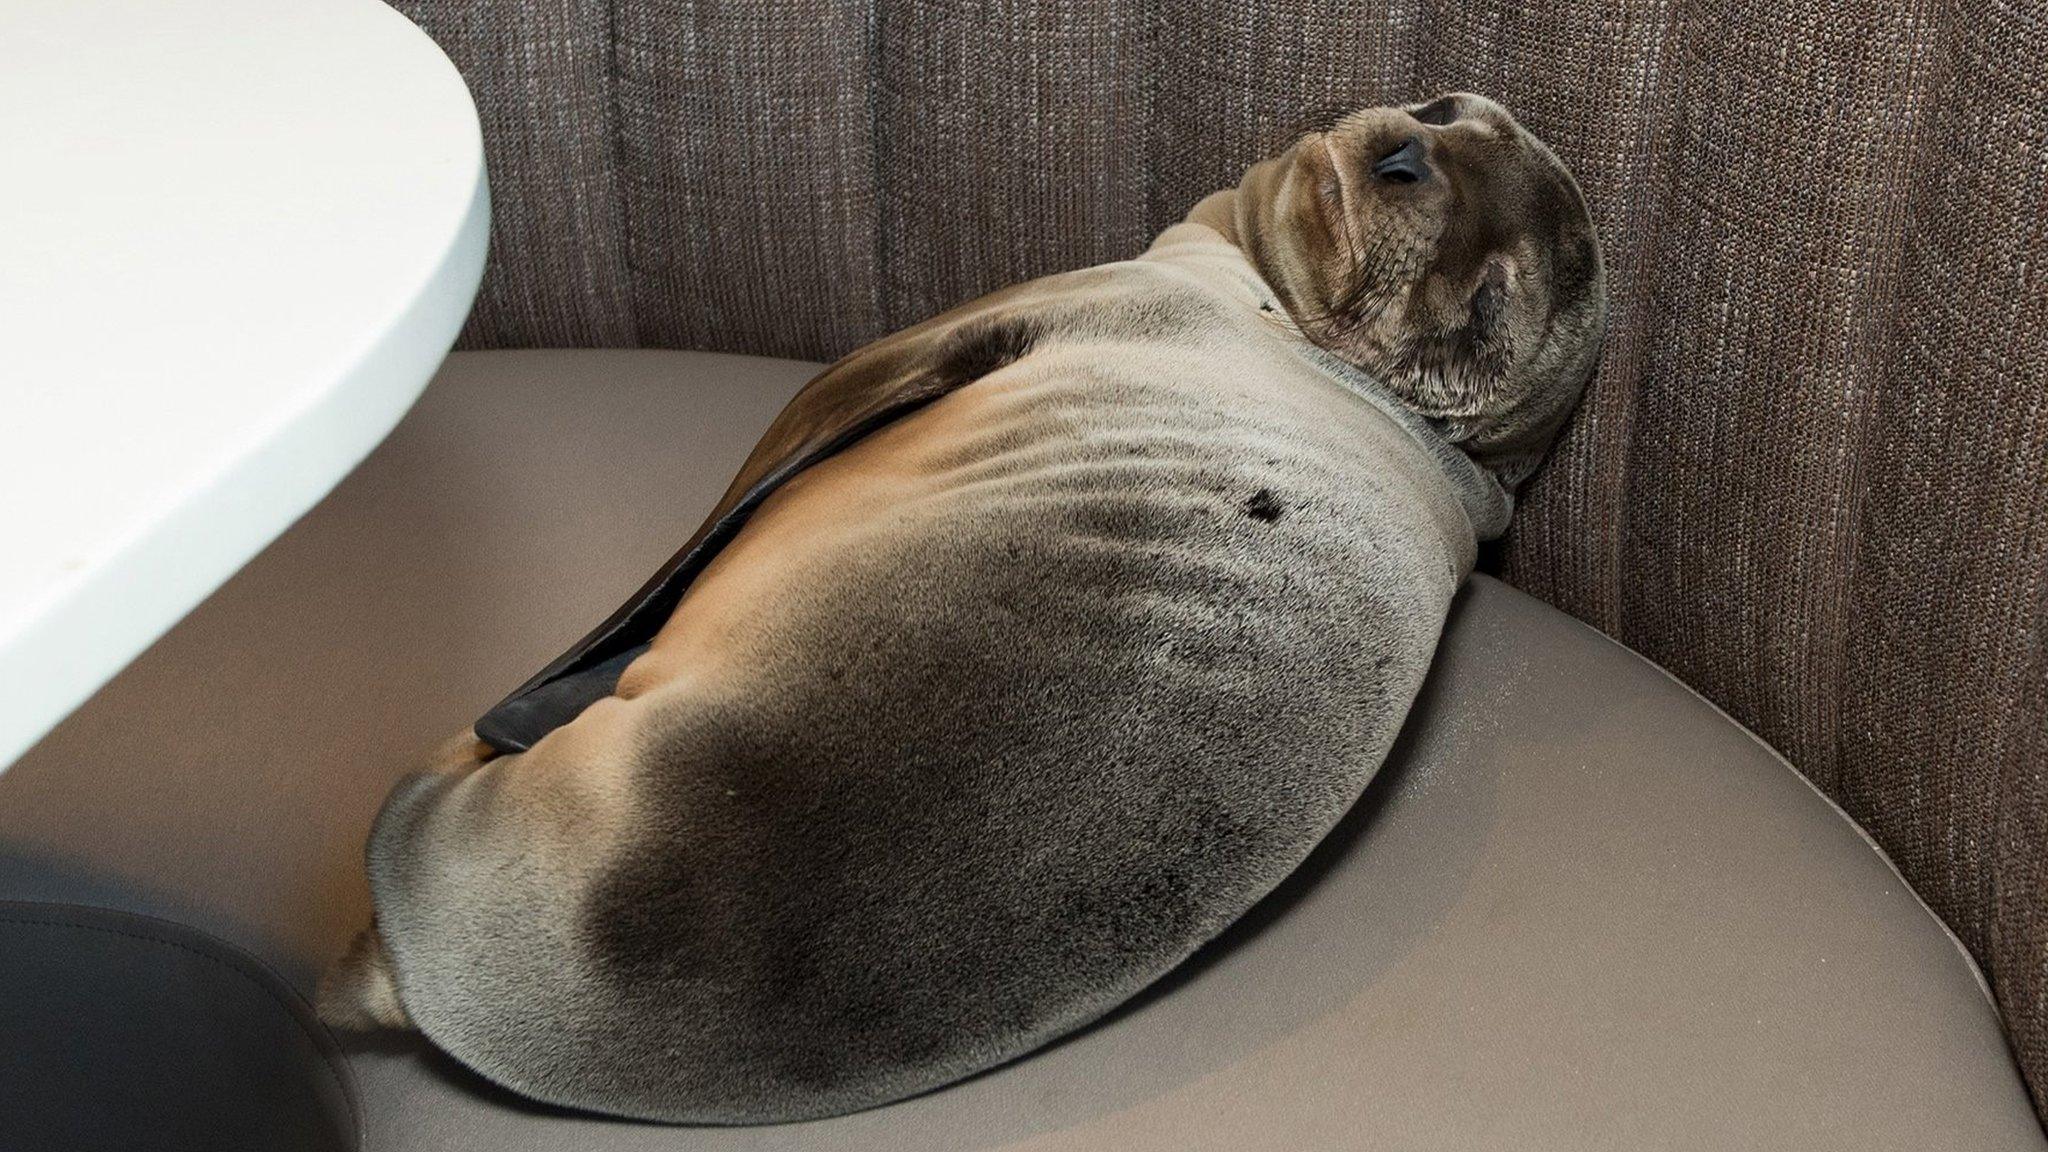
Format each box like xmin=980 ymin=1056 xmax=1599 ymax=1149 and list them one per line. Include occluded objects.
xmin=393 ymin=0 xmax=2048 ymax=1115
xmin=401 ymin=0 xmax=634 ymax=347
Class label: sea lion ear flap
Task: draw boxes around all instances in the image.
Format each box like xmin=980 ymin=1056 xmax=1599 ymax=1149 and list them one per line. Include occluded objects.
xmin=1467 ymin=256 xmax=1513 ymax=345
xmin=471 ymin=311 xmax=1040 ymax=754
xmin=1432 ymin=254 xmax=1518 ymax=422
xmin=1390 ymin=253 xmax=1518 ymax=429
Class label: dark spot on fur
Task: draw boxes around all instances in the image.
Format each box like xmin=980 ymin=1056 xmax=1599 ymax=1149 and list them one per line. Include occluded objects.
xmin=1243 ymin=489 xmax=1284 ymax=523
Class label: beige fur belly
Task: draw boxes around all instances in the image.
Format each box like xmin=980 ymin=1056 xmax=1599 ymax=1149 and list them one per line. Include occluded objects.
xmin=614 ymin=330 xmax=1468 ymax=709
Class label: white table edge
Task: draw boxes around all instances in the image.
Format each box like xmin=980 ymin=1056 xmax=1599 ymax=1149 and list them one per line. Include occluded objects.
xmin=0 ymin=161 xmax=491 ymax=772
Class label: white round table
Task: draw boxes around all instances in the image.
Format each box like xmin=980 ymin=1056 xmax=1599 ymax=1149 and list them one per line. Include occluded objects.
xmin=0 ymin=0 xmax=489 ymax=769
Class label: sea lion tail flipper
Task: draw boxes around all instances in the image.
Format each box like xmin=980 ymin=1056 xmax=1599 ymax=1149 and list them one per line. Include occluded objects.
xmin=317 ymin=922 xmax=415 ymax=1032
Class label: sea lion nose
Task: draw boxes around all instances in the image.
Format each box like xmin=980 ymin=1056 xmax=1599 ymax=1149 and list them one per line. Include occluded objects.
xmin=1371 ymin=136 xmax=1429 ymax=184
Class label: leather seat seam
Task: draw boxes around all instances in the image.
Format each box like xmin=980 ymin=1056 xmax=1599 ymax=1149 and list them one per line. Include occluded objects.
xmin=0 ymin=905 xmax=363 ymax=1148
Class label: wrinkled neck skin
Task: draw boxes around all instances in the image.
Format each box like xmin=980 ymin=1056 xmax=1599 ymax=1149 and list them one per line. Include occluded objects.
xmin=1151 ymin=184 xmax=1513 ymax=544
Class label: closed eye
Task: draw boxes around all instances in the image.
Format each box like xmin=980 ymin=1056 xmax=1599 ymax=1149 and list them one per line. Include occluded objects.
xmin=1411 ymin=96 xmax=1461 ymax=127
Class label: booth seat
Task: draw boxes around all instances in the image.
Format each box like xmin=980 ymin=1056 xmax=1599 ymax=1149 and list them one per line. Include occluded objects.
xmin=2 ymin=351 xmax=2041 ymax=1150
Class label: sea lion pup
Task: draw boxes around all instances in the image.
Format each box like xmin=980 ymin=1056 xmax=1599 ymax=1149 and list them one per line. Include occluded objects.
xmin=323 ymin=93 xmax=1605 ymax=1123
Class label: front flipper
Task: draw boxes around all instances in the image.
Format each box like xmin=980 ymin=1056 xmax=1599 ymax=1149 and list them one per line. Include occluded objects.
xmin=473 ymin=301 xmax=1047 ymax=753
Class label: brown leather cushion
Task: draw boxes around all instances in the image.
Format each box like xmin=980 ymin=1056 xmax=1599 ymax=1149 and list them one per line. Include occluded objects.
xmin=1 ymin=351 xmax=2040 ymax=1149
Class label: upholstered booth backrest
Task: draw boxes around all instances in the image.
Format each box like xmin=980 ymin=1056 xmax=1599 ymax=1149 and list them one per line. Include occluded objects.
xmin=391 ymin=0 xmax=2047 ymax=1115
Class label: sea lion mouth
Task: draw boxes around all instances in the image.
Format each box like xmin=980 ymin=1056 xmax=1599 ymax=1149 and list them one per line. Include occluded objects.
xmin=1317 ymin=135 xmax=1356 ymax=210
xmin=1310 ymin=133 xmax=1359 ymax=253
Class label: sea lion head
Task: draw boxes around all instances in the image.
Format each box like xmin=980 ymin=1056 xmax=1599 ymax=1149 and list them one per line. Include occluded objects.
xmin=1228 ymin=93 xmax=1606 ymax=487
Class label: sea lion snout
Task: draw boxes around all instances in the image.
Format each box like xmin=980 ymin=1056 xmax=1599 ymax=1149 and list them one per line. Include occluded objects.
xmin=1369 ymin=136 xmax=1429 ymax=184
